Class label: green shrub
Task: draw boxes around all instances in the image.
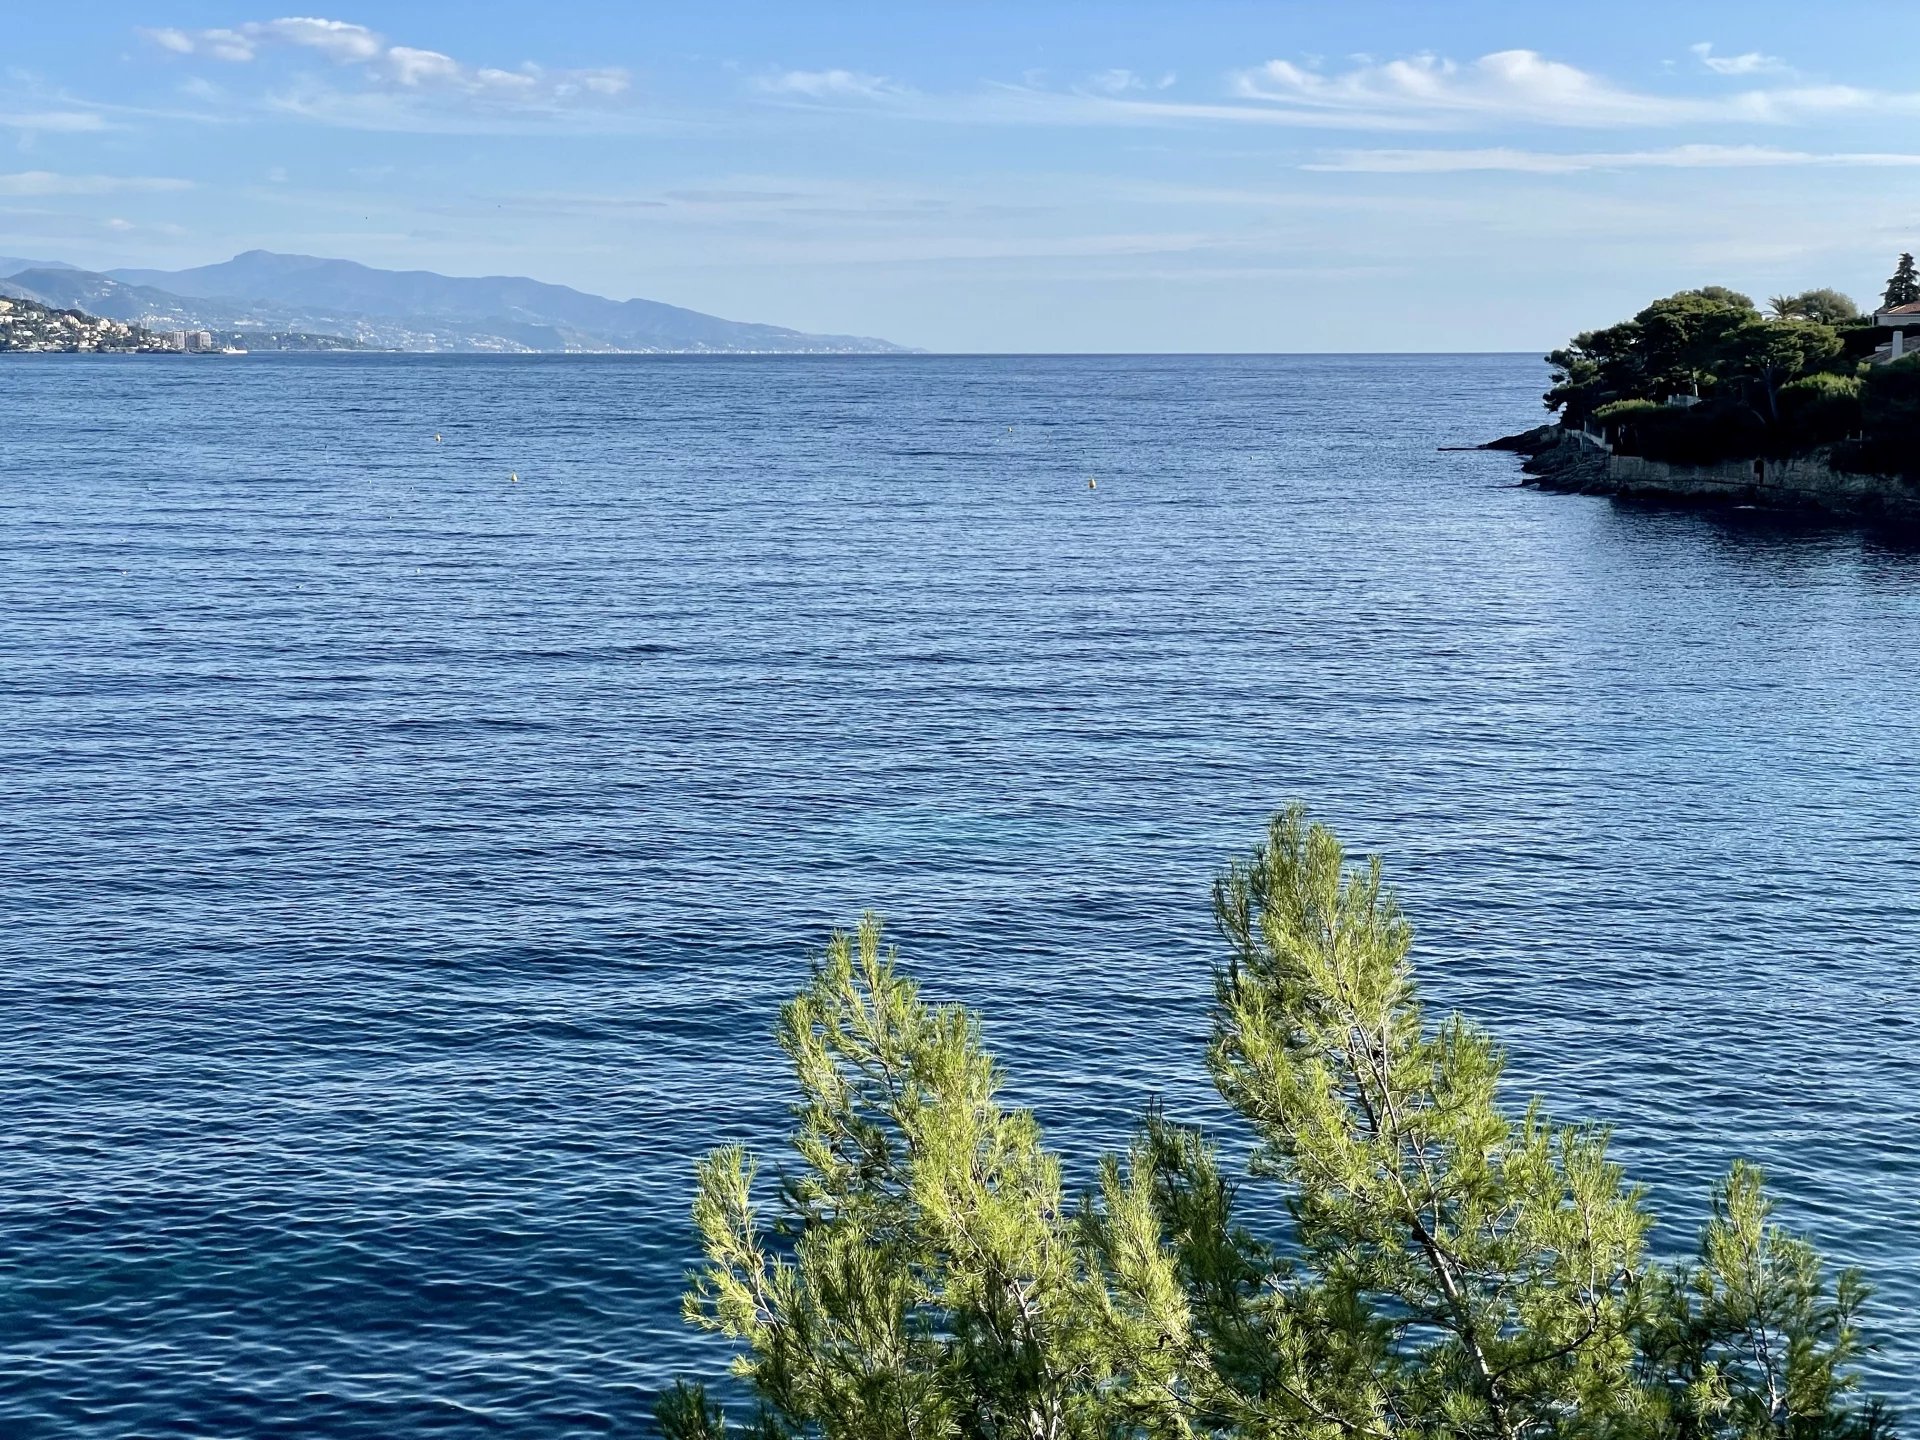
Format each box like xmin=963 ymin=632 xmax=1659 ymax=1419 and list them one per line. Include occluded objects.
xmin=1595 ymin=400 xmax=1769 ymax=465
xmin=1781 ymin=371 xmax=1866 ymax=448
xmin=1836 ymin=356 xmax=1920 ymax=476
xmin=1593 ymin=398 xmax=1666 ymax=423
xmin=1837 ymin=321 xmax=1884 ymax=364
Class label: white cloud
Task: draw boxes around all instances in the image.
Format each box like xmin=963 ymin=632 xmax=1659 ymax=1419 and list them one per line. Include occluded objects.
xmin=1088 ymin=69 xmax=1175 ymax=95
xmin=756 ymin=69 xmax=904 ymax=101
xmin=1691 ymin=42 xmax=1790 ymax=77
xmin=262 ymin=81 xmax=661 ymax=135
xmin=0 ymin=111 xmax=109 ymax=133
xmin=750 ymin=58 xmax=1920 ymax=137
xmin=1230 ymin=49 xmax=1723 ymax=127
xmin=385 ymin=46 xmax=460 ymax=87
xmin=475 ymin=67 xmax=537 ymax=93
xmin=200 ymin=28 xmax=258 ymax=62
xmin=142 ymin=17 xmax=374 ymax=63
xmin=1306 ymin=143 xmax=1920 ymax=173
xmin=101 ymin=216 xmax=187 ymax=236
xmin=737 ymin=54 xmax=1919 ymax=136
xmin=142 ymin=27 xmax=195 ymax=55
xmin=133 ymin=17 xmax=634 ymax=121
xmin=255 ymin=17 xmax=383 ymax=62
xmin=0 ymin=170 xmax=193 ymax=195
xmin=1217 ymin=48 xmax=1920 ymax=129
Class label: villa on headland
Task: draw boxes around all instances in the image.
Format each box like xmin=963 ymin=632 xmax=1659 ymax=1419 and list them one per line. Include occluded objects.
xmin=1873 ymin=301 xmax=1920 ymax=363
xmin=1490 ymin=248 xmax=1920 ymax=516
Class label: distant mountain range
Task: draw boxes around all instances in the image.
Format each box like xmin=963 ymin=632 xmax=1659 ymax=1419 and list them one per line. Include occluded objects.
xmin=0 ymin=250 xmax=910 ymax=354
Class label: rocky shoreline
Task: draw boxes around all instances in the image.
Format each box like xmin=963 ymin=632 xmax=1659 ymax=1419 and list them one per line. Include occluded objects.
xmin=1482 ymin=423 xmax=1920 ymax=521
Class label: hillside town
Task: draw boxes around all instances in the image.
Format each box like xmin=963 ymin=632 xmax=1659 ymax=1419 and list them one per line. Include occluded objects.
xmin=0 ymin=295 xmax=181 ymax=353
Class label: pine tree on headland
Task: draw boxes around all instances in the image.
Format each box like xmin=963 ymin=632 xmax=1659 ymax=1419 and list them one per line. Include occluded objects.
xmin=1883 ymin=253 xmax=1919 ymax=309
xmin=662 ymin=807 xmax=1895 ymax=1440
xmin=1770 ymin=288 xmax=1860 ymax=325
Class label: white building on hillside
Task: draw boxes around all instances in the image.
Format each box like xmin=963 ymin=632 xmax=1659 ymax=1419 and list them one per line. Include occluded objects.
xmin=1873 ymin=301 xmax=1920 ymax=363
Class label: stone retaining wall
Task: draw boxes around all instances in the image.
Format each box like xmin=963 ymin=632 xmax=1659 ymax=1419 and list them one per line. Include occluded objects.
xmin=1604 ymin=452 xmax=1919 ymax=519
xmin=1502 ymin=426 xmax=1918 ymax=520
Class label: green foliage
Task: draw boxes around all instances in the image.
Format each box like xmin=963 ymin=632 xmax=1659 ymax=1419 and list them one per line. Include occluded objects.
xmin=1719 ymin=319 xmax=1845 ymax=422
xmin=1593 ymin=399 xmax=1667 ymax=423
xmin=1631 ymin=290 xmax=1759 ymax=400
xmin=1635 ymin=1164 xmax=1893 ymax=1440
xmin=1544 ymin=281 xmax=1873 ymax=458
xmin=1590 ymin=401 xmax=1767 ymax=467
xmin=667 ymin=808 xmax=1896 ymax=1440
xmin=1836 ymin=356 xmax=1920 ymax=478
xmin=1770 ymin=290 xmax=1861 ymax=325
xmin=1204 ymin=810 xmax=1648 ymax=1437
xmin=1779 ymin=373 xmax=1865 ymax=448
xmin=1865 ymin=354 xmax=1920 ymax=430
xmin=1882 ymin=254 xmax=1919 ymax=310
xmin=667 ymin=916 xmax=1146 ymax=1440
xmin=1545 ymin=322 xmax=1647 ymax=425
xmin=1688 ymin=286 xmax=1756 ymax=310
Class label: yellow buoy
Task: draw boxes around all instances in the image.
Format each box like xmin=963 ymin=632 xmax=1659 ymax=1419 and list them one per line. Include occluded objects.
xmin=509 ymin=472 xmax=518 ymax=482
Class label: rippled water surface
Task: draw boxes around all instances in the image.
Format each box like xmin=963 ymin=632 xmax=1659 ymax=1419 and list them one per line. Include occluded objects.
xmin=2 ymin=353 xmax=1917 ymax=1435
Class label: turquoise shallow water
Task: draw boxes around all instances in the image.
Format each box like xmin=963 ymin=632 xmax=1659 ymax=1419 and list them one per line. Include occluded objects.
xmin=1 ymin=353 xmax=1916 ymax=1434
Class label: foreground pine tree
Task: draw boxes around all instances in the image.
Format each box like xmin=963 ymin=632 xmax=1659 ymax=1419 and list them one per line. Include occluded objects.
xmin=661 ymin=806 xmax=1892 ymax=1440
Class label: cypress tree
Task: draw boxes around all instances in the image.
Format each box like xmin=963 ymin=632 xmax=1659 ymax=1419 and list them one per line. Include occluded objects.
xmin=1883 ymin=252 xmax=1919 ymax=309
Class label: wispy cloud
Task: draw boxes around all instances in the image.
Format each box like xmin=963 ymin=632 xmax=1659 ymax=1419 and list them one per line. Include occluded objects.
xmin=0 ymin=111 xmax=111 ymax=133
xmin=739 ymin=51 xmax=1920 ymax=135
xmin=754 ymin=69 xmax=905 ymax=101
xmin=260 ymin=81 xmax=663 ymax=135
xmin=757 ymin=81 xmax=1459 ymax=131
xmin=254 ymin=17 xmax=385 ymax=62
xmin=1230 ymin=50 xmax=1726 ymax=127
xmin=1226 ymin=49 xmax=1915 ymax=129
xmin=138 ymin=16 xmax=632 ymax=116
xmin=142 ymin=27 xmax=195 ymax=55
xmin=1690 ymin=43 xmax=1791 ymax=78
xmin=102 ymin=216 xmax=187 ymax=236
xmin=1306 ymin=143 xmax=1920 ymax=174
xmin=1087 ymin=69 xmax=1176 ymax=95
xmin=664 ymin=187 xmax=808 ymax=204
xmin=698 ymin=230 xmax=1220 ymax=267
xmin=0 ymin=170 xmax=194 ymax=195
xmin=140 ymin=25 xmax=258 ymax=62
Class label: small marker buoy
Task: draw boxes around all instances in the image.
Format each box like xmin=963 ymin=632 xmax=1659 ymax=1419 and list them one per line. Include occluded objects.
xmin=509 ymin=472 xmax=518 ymax=482
xmin=434 ymin=433 xmax=441 ymax=442
xmin=1088 ymin=478 xmax=1097 ymax=490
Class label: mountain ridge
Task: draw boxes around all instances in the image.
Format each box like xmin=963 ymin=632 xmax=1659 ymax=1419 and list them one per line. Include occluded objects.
xmin=1 ymin=250 xmax=909 ymax=354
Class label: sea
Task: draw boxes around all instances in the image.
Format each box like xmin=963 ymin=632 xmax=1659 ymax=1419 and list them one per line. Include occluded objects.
xmin=2 ymin=353 xmax=1916 ymax=1435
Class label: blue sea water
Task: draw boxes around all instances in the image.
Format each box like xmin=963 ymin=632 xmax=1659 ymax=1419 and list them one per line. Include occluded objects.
xmin=1 ymin=352 xmax=1916 ymax=1435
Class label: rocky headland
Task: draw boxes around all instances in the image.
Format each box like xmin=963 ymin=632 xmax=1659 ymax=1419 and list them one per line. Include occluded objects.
xmin=1484 ymin=423 xmax=1919 ymax=521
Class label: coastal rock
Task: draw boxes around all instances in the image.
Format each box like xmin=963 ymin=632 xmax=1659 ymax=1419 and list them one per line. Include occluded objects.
xmin=1482 ymin=425 xmax=1611 ymax=492
xmin=1485 ymin=424 xmax=1917 ymax=519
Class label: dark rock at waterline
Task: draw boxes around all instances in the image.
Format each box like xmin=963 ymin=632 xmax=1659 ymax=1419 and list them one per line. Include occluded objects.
xmin=1474 ymin=421 xmax=1917 ymax=518
xmin=1476 ymin=424 xmax=1611 ymax=492
xmin=1478 ymin=425 xmax=1557 ymax=453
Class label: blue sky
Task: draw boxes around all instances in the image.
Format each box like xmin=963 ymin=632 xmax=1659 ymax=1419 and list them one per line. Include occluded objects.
xmin=6 ymin=2 xmax=1920 ymax=351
